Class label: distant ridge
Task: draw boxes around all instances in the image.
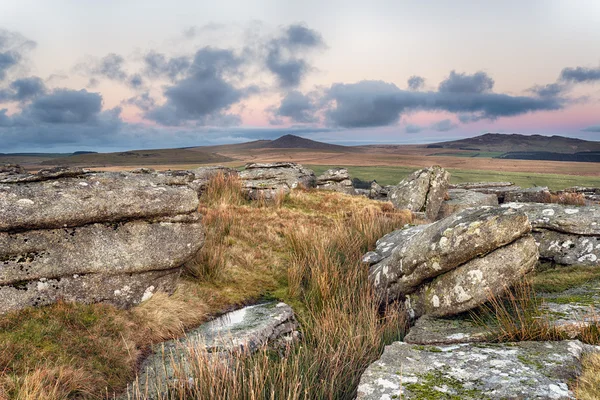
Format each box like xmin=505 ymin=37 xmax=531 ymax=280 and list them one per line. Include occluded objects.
xmin=428 ymin=133 xmax=600 ymax=154
xmin=263 ymin=134 xmax=352 ymax=151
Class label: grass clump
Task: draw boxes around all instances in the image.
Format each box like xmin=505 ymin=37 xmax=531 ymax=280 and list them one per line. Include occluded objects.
xmin=532 ymin=265 xmax=600 ymax=293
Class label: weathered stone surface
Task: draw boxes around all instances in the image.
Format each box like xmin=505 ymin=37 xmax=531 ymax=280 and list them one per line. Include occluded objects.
xmin=502 ymin=203 xmax=600 ymax=266
xmin=0 ymin=172 xmax=200 ymax=231
xmin=0 ymin=164 xmax=26 ymax=180
xmin=0 ymin=268 xmax=181 ymax=315
xmin=534 ymin=230 xmax=600 ymax=266
xmin=471 ymin=185 xmax=522 ymax=203
xmin=502 ymin=203 xmax=600 ymax=236
xmin=404 ymin=315 xmax=492 ymax=345
xmin=450 ymin=182 xmax=514 ymax=190
xmin=389 ymin=166 xmax=450 ymax=220
xmin=369 ymin=181 xmax=393 ymax=200
xmin=437 ymin=188 xmax=498 ymax=219
xmin=130 ymin=302 xmax=299 ymax=398
xmin=0 ymin=166 xmax=86 ymax=183
xmin=369 ymin=207 xmax=531 ymax=302
xmin=0 ymin=215 xmax=204 ymax=285
xmin=239 ymin=162 xmax=315 ymax=200
xmin=315 ymin=168 xmax=356 ymax=194
xmin=405 ymin=236 xmax=538 ymax=318
xmin=361 ymin=224 xmax=427 ymax=266
xmin=504 ymin=186 xmax=551 ymax=203
xmin=357 ymin=340 xmax=595 ymax=400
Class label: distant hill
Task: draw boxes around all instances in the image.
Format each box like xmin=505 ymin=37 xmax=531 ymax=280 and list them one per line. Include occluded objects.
xmin=193 ymin=134 xmax=356 ymax=153
xmin=427 ymin=133 xmax=600 ymax=154
xmin=41 ymin=148 xmax=234 ymax=167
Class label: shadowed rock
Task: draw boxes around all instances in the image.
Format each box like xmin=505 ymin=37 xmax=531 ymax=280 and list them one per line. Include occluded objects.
xmin=239 ymin=162 xmax=316 ymax=200
xmin=357 ymin=340 xmax=595 ymax=399
xmin=130 ymin=302 xmax=299 ymax=398
xmin=437 ymin=188 xmax=498 ymax=220
xmin=504 ymin=186 xmax=551 ymax=203
xmin=403 ymin=315 xmax=493 ymax=345
xmin=388 ymin=166 xmax=450 ymax=220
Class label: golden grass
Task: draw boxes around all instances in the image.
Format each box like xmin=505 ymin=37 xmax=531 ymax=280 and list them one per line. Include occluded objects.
xmin=576 ymin=352 xmax=600 ymax=399
xmin=0 ymin=174 xmax=412 ymax=399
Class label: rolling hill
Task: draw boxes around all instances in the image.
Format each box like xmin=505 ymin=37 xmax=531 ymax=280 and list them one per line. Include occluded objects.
xmin=427 ymin=133 xmax=600 ymax=154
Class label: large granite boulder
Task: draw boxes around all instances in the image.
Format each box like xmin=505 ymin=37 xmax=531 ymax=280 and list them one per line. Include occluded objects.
xmin=369 ymin=181 xmax=393 ymax=201
xmin=437 ymin=188 xmax=498 ymax=219
xmin=0 ymin=169 xmax=204 ymax=314
xmin=388 ymin=166 xmax=450 ymax=220
xmin=188 ymin=166 xmax=239 ymax=196
xmin=129 ymin=302 xmax=299 ymax=398
xmin=315 ymin=168 xmax=356 ymax=195
xmin=502 ymin=203 xmax=600 ymax=266
xmin=239 ymin=162 xmax=316 ymax=200
xmin=357 ymin=340 xmax=595 ymax=399
xmin=366 ymin=206 xmax=537 ymax=317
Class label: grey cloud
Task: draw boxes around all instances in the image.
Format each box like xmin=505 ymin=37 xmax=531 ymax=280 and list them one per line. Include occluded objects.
xmin=405 ymin=124 xmax=422 ymax=133
xmin=431 ymin=119 xmax=458 ymax=132
xmin=10 ymin=76 xmax=46 ymax=101
xmin=325 ymin=79 xmax=563 ymax=128
xmin=92 ymin=53 xmax=127 ymax=81
xmin=407 ymin=76 xmax=425 ymax=91
xmin=266 ymin=24 xmax=324 ymax=88
xmin=528 ymin=82 xmax=569 ymax=98
xmin=128 ymin=74 xmax=144 ymax=88
xmin=438 ymin=70 xmax=494 ymax=93
xmin=560 ymin=66 xmax=600 ymax=83
xmin=145 ymin=47 xmax=253 ymax=126
xmin=271 ymin=90 xmax=318 ymax=123
xmin=143 ymin=51 xmax=191 ymax=81
xmin=124 ymin=92 xmax=156 ymax=112
xmin=0 ymin=29 xmax=36 ymax=81
xmin=582 ymin=125 xmax=600 ymax=132
xmin=24 ymin=89 xmax=103 ymax=124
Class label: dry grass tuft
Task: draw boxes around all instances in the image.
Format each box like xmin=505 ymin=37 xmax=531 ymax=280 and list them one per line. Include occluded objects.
xmin=575 ymin=352 xmax=600 ymax=400
xmin=545 ymin=192 xmax=586 ymax=206
xmin=201 ymin=172 xmax=246 ymax=207
xmin=474 ymin=280 xmax=565 ymax=342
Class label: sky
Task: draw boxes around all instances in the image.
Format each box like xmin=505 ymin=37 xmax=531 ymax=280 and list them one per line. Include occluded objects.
xmin=1 ymin=0 xmax=600 ymax=152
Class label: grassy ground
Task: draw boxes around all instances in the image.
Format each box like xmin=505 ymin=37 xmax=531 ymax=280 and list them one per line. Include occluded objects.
xmin=0 ymin=176 xmax=411 ymax=399
xmin=307 ymin=164 xmax=600 ymax=190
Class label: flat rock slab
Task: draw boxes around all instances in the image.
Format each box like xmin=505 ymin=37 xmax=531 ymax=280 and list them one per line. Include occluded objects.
xmin=357 ymin=340 xmax=595 ymax=399
xmin=0 ymin=172 xmax=199 ymax=231
xmin=0 ymin=215 xmax=204 ymax=285
xmin=504 ymin=186 xmax=551 ymax=203
xmin=0 ymin=268 xmax=180 ymax=314
xmin=239 ymin=162 xmax=316 ymax=200
xmin=471 ymin=186 xmax=522 ymax=203
xmin=450 ymin=182 xmax=515 ymax=190
xmin=437 ymin=189 xmax=498 ymax=220
xmin=404 ymin=315 xmax=493 ymax=345
xmin=130 ymin=302 xmax=298 ymax=398
xmin=534 ymin=230 xmax=600 ymax=266
xmin=502 ymin=203 xmax=600 ymax=236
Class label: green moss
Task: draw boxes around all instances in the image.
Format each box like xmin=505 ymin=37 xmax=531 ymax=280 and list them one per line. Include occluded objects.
xmin=517 ymin=354 xmax=544 ymax=370
xmin=413 ymin=345 xmax=443 ymax=352
xmin=533 ymin=266 xmax=600 ymax=294
xmin=404 ymin=369 xmax=487 ymax=399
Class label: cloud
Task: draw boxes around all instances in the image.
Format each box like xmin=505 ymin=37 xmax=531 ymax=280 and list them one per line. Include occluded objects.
xmin=407 ymin=76 xmax=425 ymax=91
xmin=23 ymin=89 xmax=103 ymax=124
xmin=431 ymin=119 xmax=458 ymax=132
xmin=143 ymin=51 xmax=191 ymax=81
xmin=0 ymin=28 xmax=36 ymax=81
xmin=528 ymin=82 xmax=569 ymax=98
xmin=405 ymin=123 xmax=422 ymax=133
xmin=8 ymin=76 xmax=46 ymax=101
xmin=325 ymin=78 xmax=564 ymax=128
xmin=271 ymin=90 xmax=318 ymax=123
xmin=560 ymin=66 xmax=600 ymax=83
xmin=582 ymin=125 xmax=600 ymax=132
xmin=266 ymin=24 xmax=324 ymax=88
xmin=438 ymin=70 xmax=494 ymax=93
xmin=92 ymin=53 xmax=127 ymax=81
xmin=145 ymin=47 xmax=254 ymax=126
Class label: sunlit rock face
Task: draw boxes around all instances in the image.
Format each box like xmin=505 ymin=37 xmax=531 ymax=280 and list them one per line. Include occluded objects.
xmin=0 ymin=166 xmax=205 ymax=314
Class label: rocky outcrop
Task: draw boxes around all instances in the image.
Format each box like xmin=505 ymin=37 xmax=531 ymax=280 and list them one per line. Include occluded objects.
xmin=368 ymin=181 xmax=393 ymax=200
xmin=0 ymin=168 xmax=204 ymax=314
xmin=130 ymin=302 xmax=299 ymax=398
xmin=502 ymin=203 xmax=600 ymax=266
xmin=366 ymin=207 xmax=537 ymax=317
xmin=403 ymin=315 xmax=492 ymax=345
xmin=388 ymin=166 xmax=450 ymax=220
xmin=239 ymin=162 xmax=316 ymax=200
xmin=562 ymin=186 xmax=600 ymax=204
xmin=469 ymin=185 xmax=522 ymax=203
xmin=315 ymin=168 xmax=356 ymax=194
xmin=357 ymin=340 xmax=594 ymax=399
xmin=188 ymin=166 xmax=239 ymax=196
xmin=504 ymin=186 xmax=551 ymax=203
xmin=437 ymin=188 xmax=498 ymax=219
xmin=449 ymin=181 xmax=514 ymax=190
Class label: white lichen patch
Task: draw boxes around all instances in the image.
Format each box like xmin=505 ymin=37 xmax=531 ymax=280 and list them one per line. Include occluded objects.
xmin=542 ymin=209 xmax=555 ymax=216
xmin=432 ymin=295 xmax=440 ymax=308
xmin=453 ymin=285 xmax=472 ymax=303
xmin=17 ymin=198 xmax=34 ymax=206
xmin=565 ymin=208 xmax=579 ymax=214
xmin=141 ymin=285 xmax=155 ymax=302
